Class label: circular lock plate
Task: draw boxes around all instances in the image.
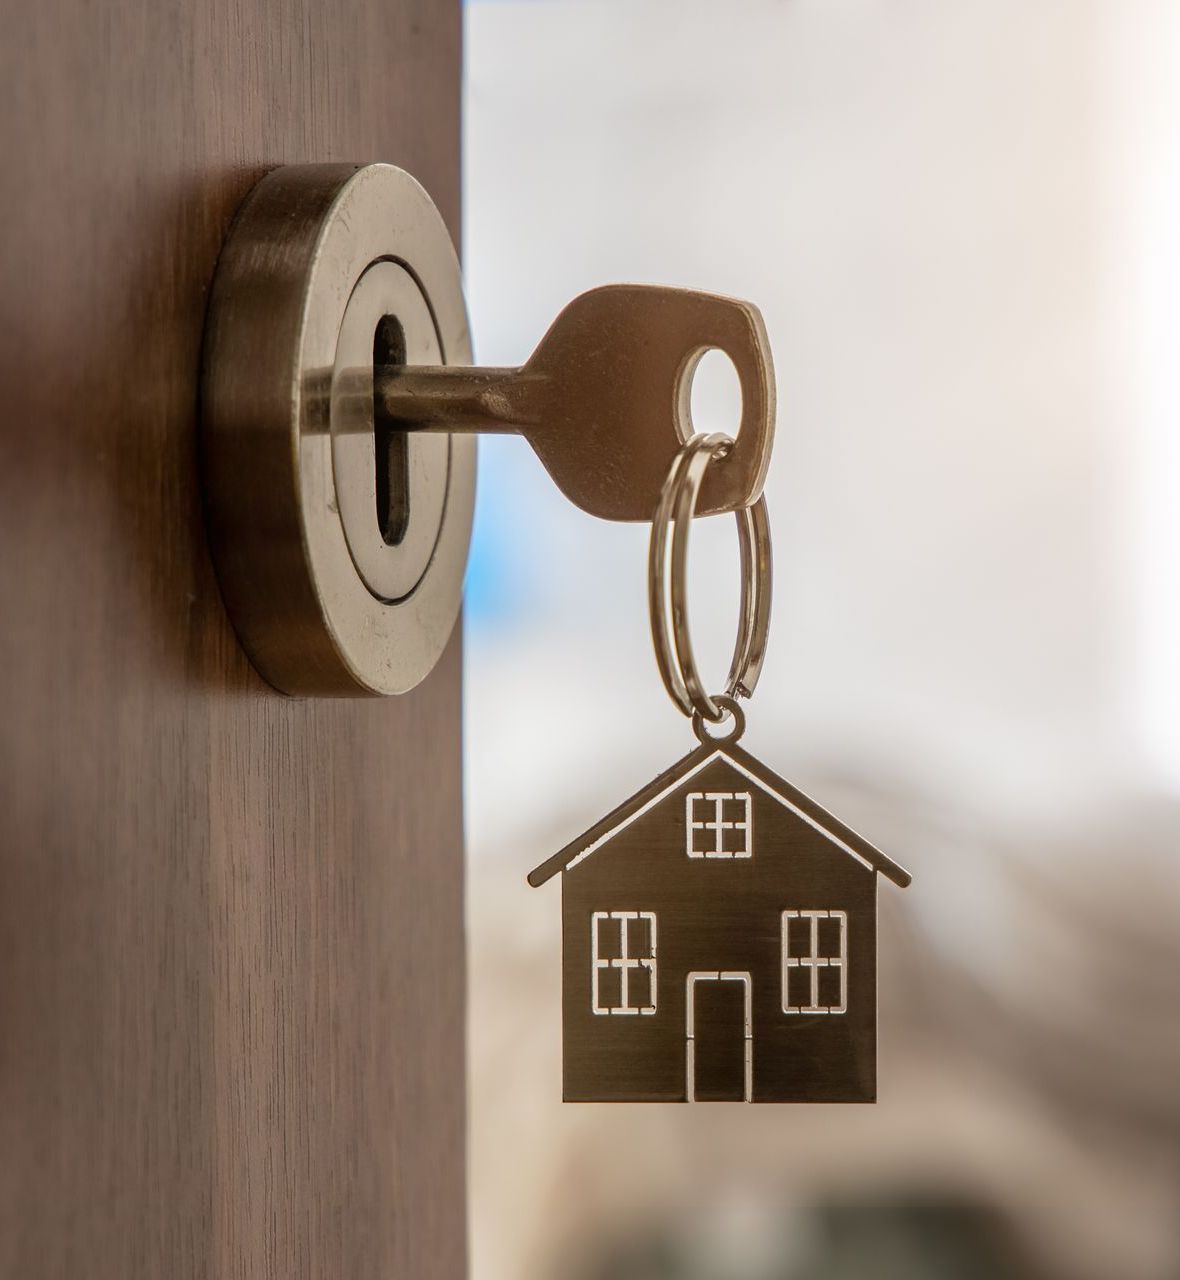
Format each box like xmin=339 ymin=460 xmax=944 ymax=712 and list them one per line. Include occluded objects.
xmin=201 ymin=164 xmax=476 ymax=696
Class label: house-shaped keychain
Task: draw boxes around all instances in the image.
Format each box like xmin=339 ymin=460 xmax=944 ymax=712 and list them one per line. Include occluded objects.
xmin=528 ymin=730 xmax=911 ymax=1103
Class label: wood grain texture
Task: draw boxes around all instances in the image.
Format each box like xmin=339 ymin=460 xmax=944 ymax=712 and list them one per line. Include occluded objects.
xmin=0 ymin=2 xmax=466 ymax=1276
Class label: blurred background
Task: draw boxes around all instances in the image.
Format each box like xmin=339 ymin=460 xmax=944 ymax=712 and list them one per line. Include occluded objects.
xmin=460 ymin=3 xmax=1180 ymax=1278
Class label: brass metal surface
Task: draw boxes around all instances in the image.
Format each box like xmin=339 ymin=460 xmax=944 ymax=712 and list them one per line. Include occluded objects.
xmin=331 ymin=259 xmax=449 ymax=602
xmin=529 ymin=731 xmax=910 ymax=1103
xmin=201 ymin=163 xmax=475 ymax=696
xmin=376 ymin=284 xmax=776 ymax=522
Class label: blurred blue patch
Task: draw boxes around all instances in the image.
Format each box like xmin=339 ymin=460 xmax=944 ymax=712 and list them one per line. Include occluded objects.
xmin=464 ymin=437 xmax=536 ymax=634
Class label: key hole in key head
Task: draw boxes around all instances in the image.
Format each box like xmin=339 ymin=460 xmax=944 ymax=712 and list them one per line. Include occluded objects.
xmin=686 ymin=348 xmax=743 ymax=440
xmin=373 ymin=314 xmax=409 ymax=546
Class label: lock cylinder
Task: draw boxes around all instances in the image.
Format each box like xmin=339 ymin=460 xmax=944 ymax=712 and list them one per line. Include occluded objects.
xmin=330 ymin=257 xmax=451 ymax=604
xmin=201 ymin=163 xmax=476 ymax=697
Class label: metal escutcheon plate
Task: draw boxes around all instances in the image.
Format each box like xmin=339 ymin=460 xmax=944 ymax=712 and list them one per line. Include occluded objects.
xmin=201 ymin=163 xmax=476 ymax=696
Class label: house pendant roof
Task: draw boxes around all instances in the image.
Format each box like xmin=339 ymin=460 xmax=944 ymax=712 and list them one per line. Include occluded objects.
xmin=527 ymin=738 xmax=911 ymax=889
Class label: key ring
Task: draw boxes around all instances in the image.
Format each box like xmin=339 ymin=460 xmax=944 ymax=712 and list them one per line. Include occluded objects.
xmin=648 ymin=432 xmax=773 ymax=722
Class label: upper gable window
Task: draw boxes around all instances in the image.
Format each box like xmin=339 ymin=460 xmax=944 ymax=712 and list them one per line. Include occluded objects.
xmin=591 ymin=911 xmax=657 ymax=1015
xmin=782 ymin=909 xmax=847 ymax=1014
xmin=686 ymin=791 xmax=752 ymax=858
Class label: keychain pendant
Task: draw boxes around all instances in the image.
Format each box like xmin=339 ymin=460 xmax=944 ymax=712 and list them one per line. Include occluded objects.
xmin=528 ymin=700 xmax=910 ymax=1103
xmin=528 ymin=433 xmax=911 ymax=1103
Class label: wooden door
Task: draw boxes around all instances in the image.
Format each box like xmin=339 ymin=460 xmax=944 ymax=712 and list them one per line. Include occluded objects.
xmin=0 ymin=3 xmax=466 ymax=1276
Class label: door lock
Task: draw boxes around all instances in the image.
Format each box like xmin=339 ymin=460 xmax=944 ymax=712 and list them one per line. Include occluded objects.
xmin=201 ymin=164 xmax=776 ymax=697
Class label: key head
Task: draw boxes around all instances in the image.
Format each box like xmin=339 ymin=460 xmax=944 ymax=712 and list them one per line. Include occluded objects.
xmin=520 ymin=285 xmax=775 ymax=521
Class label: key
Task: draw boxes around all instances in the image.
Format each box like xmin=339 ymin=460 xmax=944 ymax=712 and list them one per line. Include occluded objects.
xmin=373 ymin=284 xmax=775 ymax=522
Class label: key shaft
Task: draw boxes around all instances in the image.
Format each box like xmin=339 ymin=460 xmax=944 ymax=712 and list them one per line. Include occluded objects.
xmin=375 ymin=366 xmax=542 ymax=434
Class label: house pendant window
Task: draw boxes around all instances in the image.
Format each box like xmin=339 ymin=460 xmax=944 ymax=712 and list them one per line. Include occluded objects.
xmin=591 ymin=911 xmax=657 ymax=1015
xmin=782 ymin=909 xmax=847 ymax=1014
xmin=686 ymin=791 xmax=752 ymax=858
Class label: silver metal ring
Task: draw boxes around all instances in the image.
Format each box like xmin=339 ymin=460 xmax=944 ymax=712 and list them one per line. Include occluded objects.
xmin=692 ymin=694 xmax=747 ymax=746
xmin=648 ymin=433 xmax=772 ymax=721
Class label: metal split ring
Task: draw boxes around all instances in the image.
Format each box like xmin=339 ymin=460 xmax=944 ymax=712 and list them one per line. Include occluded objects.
xmin=648 ymin=432 xmax=773 ymax=722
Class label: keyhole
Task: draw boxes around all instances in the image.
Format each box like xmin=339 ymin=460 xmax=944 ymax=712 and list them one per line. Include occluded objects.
xmin=373 ymin=314 xmax=409 ymax=546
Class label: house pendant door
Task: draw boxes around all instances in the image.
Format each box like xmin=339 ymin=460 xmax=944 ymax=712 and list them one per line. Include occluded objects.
xmin=686 ymin=972 xmax=752 ymax=1102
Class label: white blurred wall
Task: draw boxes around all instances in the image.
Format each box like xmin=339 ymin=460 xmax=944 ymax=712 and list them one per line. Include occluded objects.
xmin=464 ymin=0 xmax=1180 ymax=853
xmin=461 ymin=4 xmax=1180 ymax=1278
